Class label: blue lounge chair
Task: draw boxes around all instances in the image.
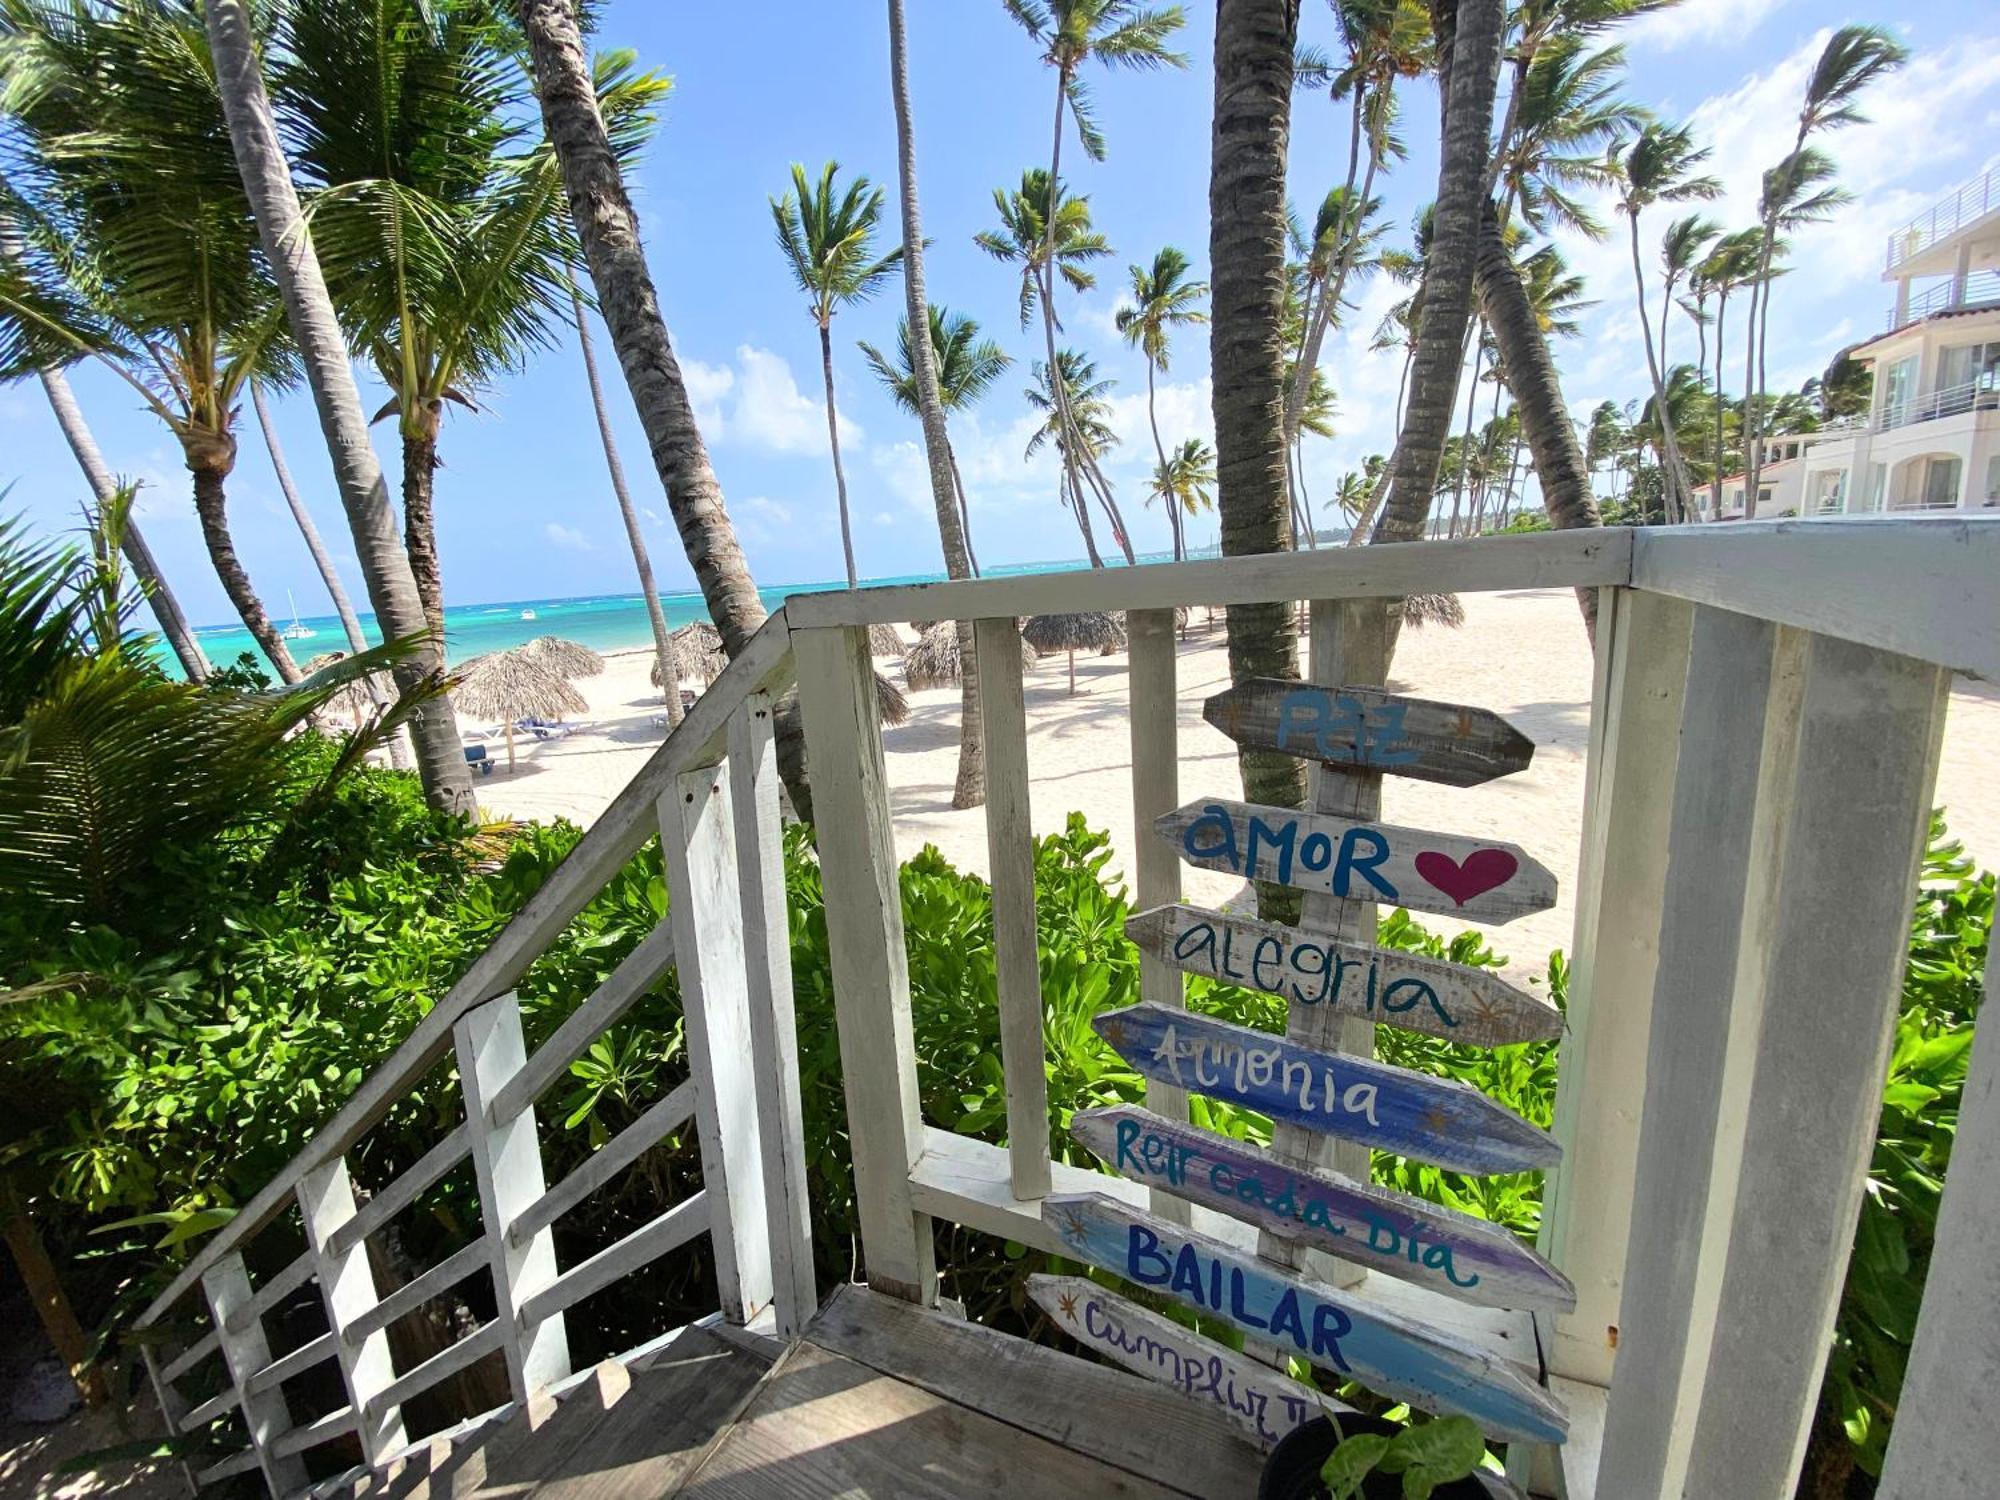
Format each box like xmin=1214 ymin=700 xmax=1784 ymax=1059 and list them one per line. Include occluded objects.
xmin=463 ymin=743 xmax=494 ymax=776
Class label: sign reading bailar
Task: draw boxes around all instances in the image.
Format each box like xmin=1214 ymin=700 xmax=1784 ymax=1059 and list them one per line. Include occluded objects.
xmin=1203 ymin=679 xmax=1536 ymax=788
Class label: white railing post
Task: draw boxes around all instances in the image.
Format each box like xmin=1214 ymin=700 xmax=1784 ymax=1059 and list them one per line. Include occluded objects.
xmin=661 ymin=757 xmax=775 ymax=1327
xmin=201 ymin=1253 xmax=307 ymax=1498
xmin=793 ymin=624 xmax=937 ymax=1305
xmin=297 ymin=1156 xmax=407 ymax=1467
xmin=973 ymin=616 xmax=1051 ymax=1202
xmin=1877 ymin=956 xmax=2000 ymax=1496
xmin=727 ymin=691 xmax=817 ymax=1337
xmin=455 ymin=992 xmax=570 ymax=1404
xmin=1679 ymin=632 xmax=1948 ymax=1498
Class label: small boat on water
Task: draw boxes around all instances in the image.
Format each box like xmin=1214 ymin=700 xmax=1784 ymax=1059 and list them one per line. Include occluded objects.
xmin=520 ymin=609 xmax=537 ymax=621
xmin=281 ymin=591 xmax=317 ymax=641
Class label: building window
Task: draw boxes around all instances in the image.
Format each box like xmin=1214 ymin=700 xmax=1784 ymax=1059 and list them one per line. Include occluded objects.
xmin=1811 ymin=472 xmax=1847 ymax=514
xmin=1862 ymin=464 xmax=1886 ymax=511
xmin=1881 ymin=355 xmax=1918 ymax=427
xmin=1938 ymin=341 xmax=2000 ymax=403
xmin=1920 ymin=457 xmax=1963 ymax=510
xmin=1985 ymin=456 xmax=2000 ymax=509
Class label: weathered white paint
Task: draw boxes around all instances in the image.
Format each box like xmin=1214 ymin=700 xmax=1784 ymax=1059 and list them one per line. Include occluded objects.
xmin=792 ymin=625 xmax=936 ymax=1304
xmin=295 ymin=1155 xmax=404 ymax=1468
xmin=515 ymin=1192 xmax=711 ymax=1327
xmin=1681 ymin=632 xmax=1949 ymax=1498
xmin=728 ymin=692 xmax=818 ymax=1337
xmin=662 ymin=765 xmax=773 ymax=1325
xmin=324 ymin=1125 xmax=470 ymax=1261
xmin=454 ymin=992 xmax=570 ymax=1404
xmin=201 ymin=1253 xmax=307 ymax=1496
xmin=341 ymin=1236 xmax=490 ymax=1347
xmin=508 ymin=1080 xmax=697 ymax=1248
xmin=974 ymin=615 xmax=1051 ymax=1201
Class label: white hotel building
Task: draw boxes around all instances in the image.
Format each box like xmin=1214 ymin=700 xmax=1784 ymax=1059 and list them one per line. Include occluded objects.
xmin=1716 ymin=164 xmax=2000 ymax=520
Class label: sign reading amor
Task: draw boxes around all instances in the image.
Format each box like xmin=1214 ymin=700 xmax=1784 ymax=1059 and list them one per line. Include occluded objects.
xmin=1094 ymin=1002 xmax=1561 ymax=1176
xmin=1126 ymin=903 xmax=1562 ymax=1049
xmin=1071 ymin=1106 xmax=1575 ymax=1313
xmin=1043 ymin=1193 xmax=1568 ymax=1444
xmin=1203 ymin=679 xmax=1536 ymax=789
xmin=1156 ymin=799 xmax=1557 ymax=926
xmin=1027 ymin=1273 xmax=1328 ymax=1446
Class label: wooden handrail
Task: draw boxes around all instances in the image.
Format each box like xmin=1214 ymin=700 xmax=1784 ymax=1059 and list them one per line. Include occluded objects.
xmin=324 ymin=1124 xmax=472 ymax=1261
xmin=507 ymin=1079 xmax=697 ymax=1248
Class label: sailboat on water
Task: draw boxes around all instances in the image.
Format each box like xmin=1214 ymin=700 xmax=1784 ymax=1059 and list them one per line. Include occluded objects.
xmin=281 ymin=591 xmax=317 ymax=641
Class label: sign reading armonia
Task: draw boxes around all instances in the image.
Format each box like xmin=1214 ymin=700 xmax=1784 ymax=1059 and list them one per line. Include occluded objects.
xmin=1203 ymin=679 xmax=1536 ymax=788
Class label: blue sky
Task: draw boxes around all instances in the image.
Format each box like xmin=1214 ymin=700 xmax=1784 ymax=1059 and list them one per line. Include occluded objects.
xmin=6 ymin=0 xmax=2000 ymax=627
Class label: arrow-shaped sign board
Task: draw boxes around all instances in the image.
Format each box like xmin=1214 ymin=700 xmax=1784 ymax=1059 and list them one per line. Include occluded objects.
xmin=1071 ymin=1106 xmax=1575 ymax=1313
xmin=1093 ymin=1003 xmax=1560 ymax=1176
xmin=1027 ymin=1273 xmax=1332 ymax=1447
xmin=1042 ymin=1193 xmax=1568 ymax=1444
xmin=1203 ymin=679 xmax=1536 ymax=788
xmin=1126 ymin=904 xmax=1562 ymax=1049
xmin=1156 ymin=799 xmax=1557 ymax=926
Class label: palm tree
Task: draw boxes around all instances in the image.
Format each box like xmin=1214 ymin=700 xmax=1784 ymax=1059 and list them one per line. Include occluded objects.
xmin=1657 ymin=214 xmax=1718 ymax=387
xmin=1148 ymin=437 xmax=1216 ymax=547
xmin=1615 ymin=123 xmax=1719 ymax=523
xmin=274 ymin=0 xmax=574 ymax=652
xmin=1024 ymin=348 xmax=1122 ymax=564
xmin=1002 ymin=1 xmax=1186 ymax=566
xmin=859 ymin=305 xmax=1013 ymax=578
xmin=1743 ymin=24 xmax=1905 ymax=514
xmin=1699 ymin=227 xmax=1762 ymax=517
xmin=975 ymin=173 xmax=1130 ymax=560
xmin=249 ymin=380 xmax=373 ymax=660
xmin=1115 ymin=246 xmax=1208 ymax=558
xmin=204 ymin=0 xmax=476 ymax=814
xmin=2 ymin=1 xmax=301 ymax=681
xmin=1282 ymin=185 xmax=1384 ymax=467
xmin=1585 ymin=399 xmax=1625 ymax=499
xmin=1491 ymin=36 xmax=1641 ymax=233
xmin=512 ymin=0 xmax=806 ymax=817
xmin=886 ymin=0 xmax=984 ymax=810
xmin=771 ymin=163 xmax=902 ymax=588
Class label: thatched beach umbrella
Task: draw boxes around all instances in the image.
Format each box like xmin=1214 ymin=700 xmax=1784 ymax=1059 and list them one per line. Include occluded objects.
xmin=1403 ymin=593 xmax=1465 ymax=629
xmin=302 ymin=651 xmax=372 ymax=721
xmin=869 ymin=622 xmax=906 ymax=658
xmin=875 ymin=671 xmax=909 ymax=726
xmin=521 ymin=635 xmax=604 ymax=678
xmin=904 ymin=621 xmax=1034 ymax=691
xmin=1022 ymin=611 xmax=1126 ymax=695
xmin=450 ymin=648 xmax=587 ymax=771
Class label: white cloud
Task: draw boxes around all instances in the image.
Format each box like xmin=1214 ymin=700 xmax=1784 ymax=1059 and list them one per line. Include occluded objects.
xmin=544 ymin=521 xmax=592 ymax=551
xmin=680 ymin=357 xmax=734 ymax=437
xmin=1625 ymin=0 xmax=1794 ymax=55
xmin=680 ymin=345 xmax=862 ymax=457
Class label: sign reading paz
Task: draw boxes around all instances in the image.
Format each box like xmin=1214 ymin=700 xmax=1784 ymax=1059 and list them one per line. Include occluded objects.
xmin=1027 ymin=1274 xmax=1330 ymax=1447
xmin=1072 ymin=1106 xmax=1575 ymax=1313
xmin=1043 ymin=1193 xmax=1568 ymax=1444
xmin=1203 ymin=679 xmax=1536 ymax=789
xmin=1095 ymin=1003 xmax=1561 ymax=1177
xmin=1127 ymin=903 xmax=1562 ymax=1049
xmin=1156 ymin=799 xmax=1557 ymax=926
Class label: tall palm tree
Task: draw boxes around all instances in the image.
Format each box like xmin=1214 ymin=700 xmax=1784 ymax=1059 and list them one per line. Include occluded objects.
xmin=512 ymin=0 xmax=807 ymax=816
xmin=1148 ymin=436 xmax=1216 ymax=547
xmin=1002 ymin=0 xmax=1186 ymax=566
xmin=1114 ymin=246 xmax=1208 ymax=558
xmin=975 ymin=172 xmax=1130 ymax=560
xmin=2 ymin=1 xmax=301 ymax=681
xmin=1657 ymin=214 xmax=1717 ymax=385
xmin=771 ymin=162 xmax=902 ymax=588
xmin=1491 ymin=36 xmax=1640 ymax=234
xmin=275 ymin=0 xmax=573 ymax=652
xmin=886 ymin=0 xmax=984 ymax=809
xmin=204 ymin=0 xmax=476 ymax=814
xmin=1585 ymin=399 xmax=1625 ymax=498
xmin=1283 ymin=184 xmax=1384 ymax=465
xmin=1741 ymin=24 xmax=1905 ymax=514
xmin=859 ymin=305 xmax=1013 ymax=577
xmin=1699 ymin=227 xmax=1762 ymax=517
xmin=249 ymin=380 xmax=372 ymax=659
xmin=1024 ymin=348 xmax=1121 ymax=564
xmin=1615 ymin=123 xmax=1718 ymax=523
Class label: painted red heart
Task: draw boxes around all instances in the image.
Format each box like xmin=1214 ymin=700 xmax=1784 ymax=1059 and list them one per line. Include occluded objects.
xmin=1414 ymin=848 xmax=1519 ymax=907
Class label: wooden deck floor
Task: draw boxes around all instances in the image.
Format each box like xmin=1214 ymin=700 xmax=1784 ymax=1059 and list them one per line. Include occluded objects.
xmin=333 ymin=1285 xmax=1269 ymax=1500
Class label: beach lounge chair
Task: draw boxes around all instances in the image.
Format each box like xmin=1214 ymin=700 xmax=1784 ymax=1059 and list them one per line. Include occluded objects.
xmin=463 ymin=743 xmax=494 ymax=776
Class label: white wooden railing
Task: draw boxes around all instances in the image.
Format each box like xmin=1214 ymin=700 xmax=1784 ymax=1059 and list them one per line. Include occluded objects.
xmin=132 ymin=519 xmax=2000 ymax=1500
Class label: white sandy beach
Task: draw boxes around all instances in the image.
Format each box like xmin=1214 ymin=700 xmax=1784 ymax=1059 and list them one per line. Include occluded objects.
xmin=473 ymin=589 xmax=2000 ymax=979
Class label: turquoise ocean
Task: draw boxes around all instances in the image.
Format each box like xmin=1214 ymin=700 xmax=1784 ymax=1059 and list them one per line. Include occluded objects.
xmin=178 ymin=550 xmax=1201 ymax=675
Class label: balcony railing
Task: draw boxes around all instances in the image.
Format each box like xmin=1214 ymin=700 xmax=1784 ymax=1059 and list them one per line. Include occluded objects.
xmin=128 ymin=520 xmax=2000 ymax=1500
xmin=1877 ymin=374 xmax=2000 ymax=432
xmin=1886 ymin=164 xmax=1999 ymax=271
xmin=1889 ymin=269 xmax=2000 ymax=328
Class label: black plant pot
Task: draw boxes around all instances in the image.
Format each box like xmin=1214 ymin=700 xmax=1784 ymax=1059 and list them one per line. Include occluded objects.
xmin=1259 ymin=1416 xmax=1492 ymax=1500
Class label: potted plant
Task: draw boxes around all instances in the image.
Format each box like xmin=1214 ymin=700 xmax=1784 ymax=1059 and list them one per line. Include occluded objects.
xmin=1260 ymin=1412 xmax=1491 ymax=1499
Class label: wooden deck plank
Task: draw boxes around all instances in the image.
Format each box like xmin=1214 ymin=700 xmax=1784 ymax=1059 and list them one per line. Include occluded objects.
xmin=678 ymin=1340 xmax=1197 ymax=1499
xmin=805 ymin=1284 xmax=1268 ymax=1497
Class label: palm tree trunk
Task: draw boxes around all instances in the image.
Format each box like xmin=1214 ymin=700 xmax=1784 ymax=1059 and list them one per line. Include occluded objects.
xmin=1448 ymin=329 xmax=1486 ymax=533
xmin=1627 ymin=214 xmax=1692 ymax=524
xmin=36 ymin=366 xmax=209 ymax=682
xmin=1295 ymin=437 xmax=1318 ymax=547
xmin=1473 ymin=200 xmax=1600 ymax=634
xmin=1741 ymin=273 xmax=1760 ymax=519
xmin=1688 ymin=297 xmax=1708 ymax=522
xmin=1078 ymin=450 xmax=1137 ymax=564
xmin=1211 ymin=0 xmax=1306 ymax=903
xmin=188 ymin=453 xmax=301 ymax=683
xmin=1373 ymin=0 xmax=1504 ymax=545
xmin=399 ymin=414 xmax=449 ymax=651
xmin=204 ymin=0 xmax=476 ymax=816
xmin=948 ymin=442 xmax=980 ymax=576
xmin=1712 ymin=289 xmax=1730 ymax=518
xmin=513 ymin=0 xmax=808 ymax=817
xmin=1283 ymin=83 xmax=1366 ymax=444
xmin=1065 ymin=470 xmax=1105 ymax=567
xmin=817 ymin=322 xmax=861 ymax=588
xmin=572 ymin=281 xmax=678 ymax=722
xmin=251 ymin=381 xmax=373 ymax=656
xmin=887 ymin=0 xmax=983 ymax=808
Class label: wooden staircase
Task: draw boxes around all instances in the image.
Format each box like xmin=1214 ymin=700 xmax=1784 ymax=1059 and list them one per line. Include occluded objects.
xmin=315 ymin=1286 xmax=1270 ymax=1500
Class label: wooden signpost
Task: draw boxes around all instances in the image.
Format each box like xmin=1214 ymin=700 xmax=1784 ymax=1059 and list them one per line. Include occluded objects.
xmin=1156 ymin=799 xmax=1557 ymax=926
xmin=1042 ymin=1193 xmax=1569 ymax=1444
xmin=1093 ymin=1003 xmax=1561 ymax=1177
xmin=1026 ymin=1273 xmax=1332 ymax=1446
xmin=1203 ymin=679 xmax=1536 ymax=789
xmin=1126 ymin=903 xmax=1562 ymax=1049
xmin=1071 ymin=1106 xmax=1575 ymax=1313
